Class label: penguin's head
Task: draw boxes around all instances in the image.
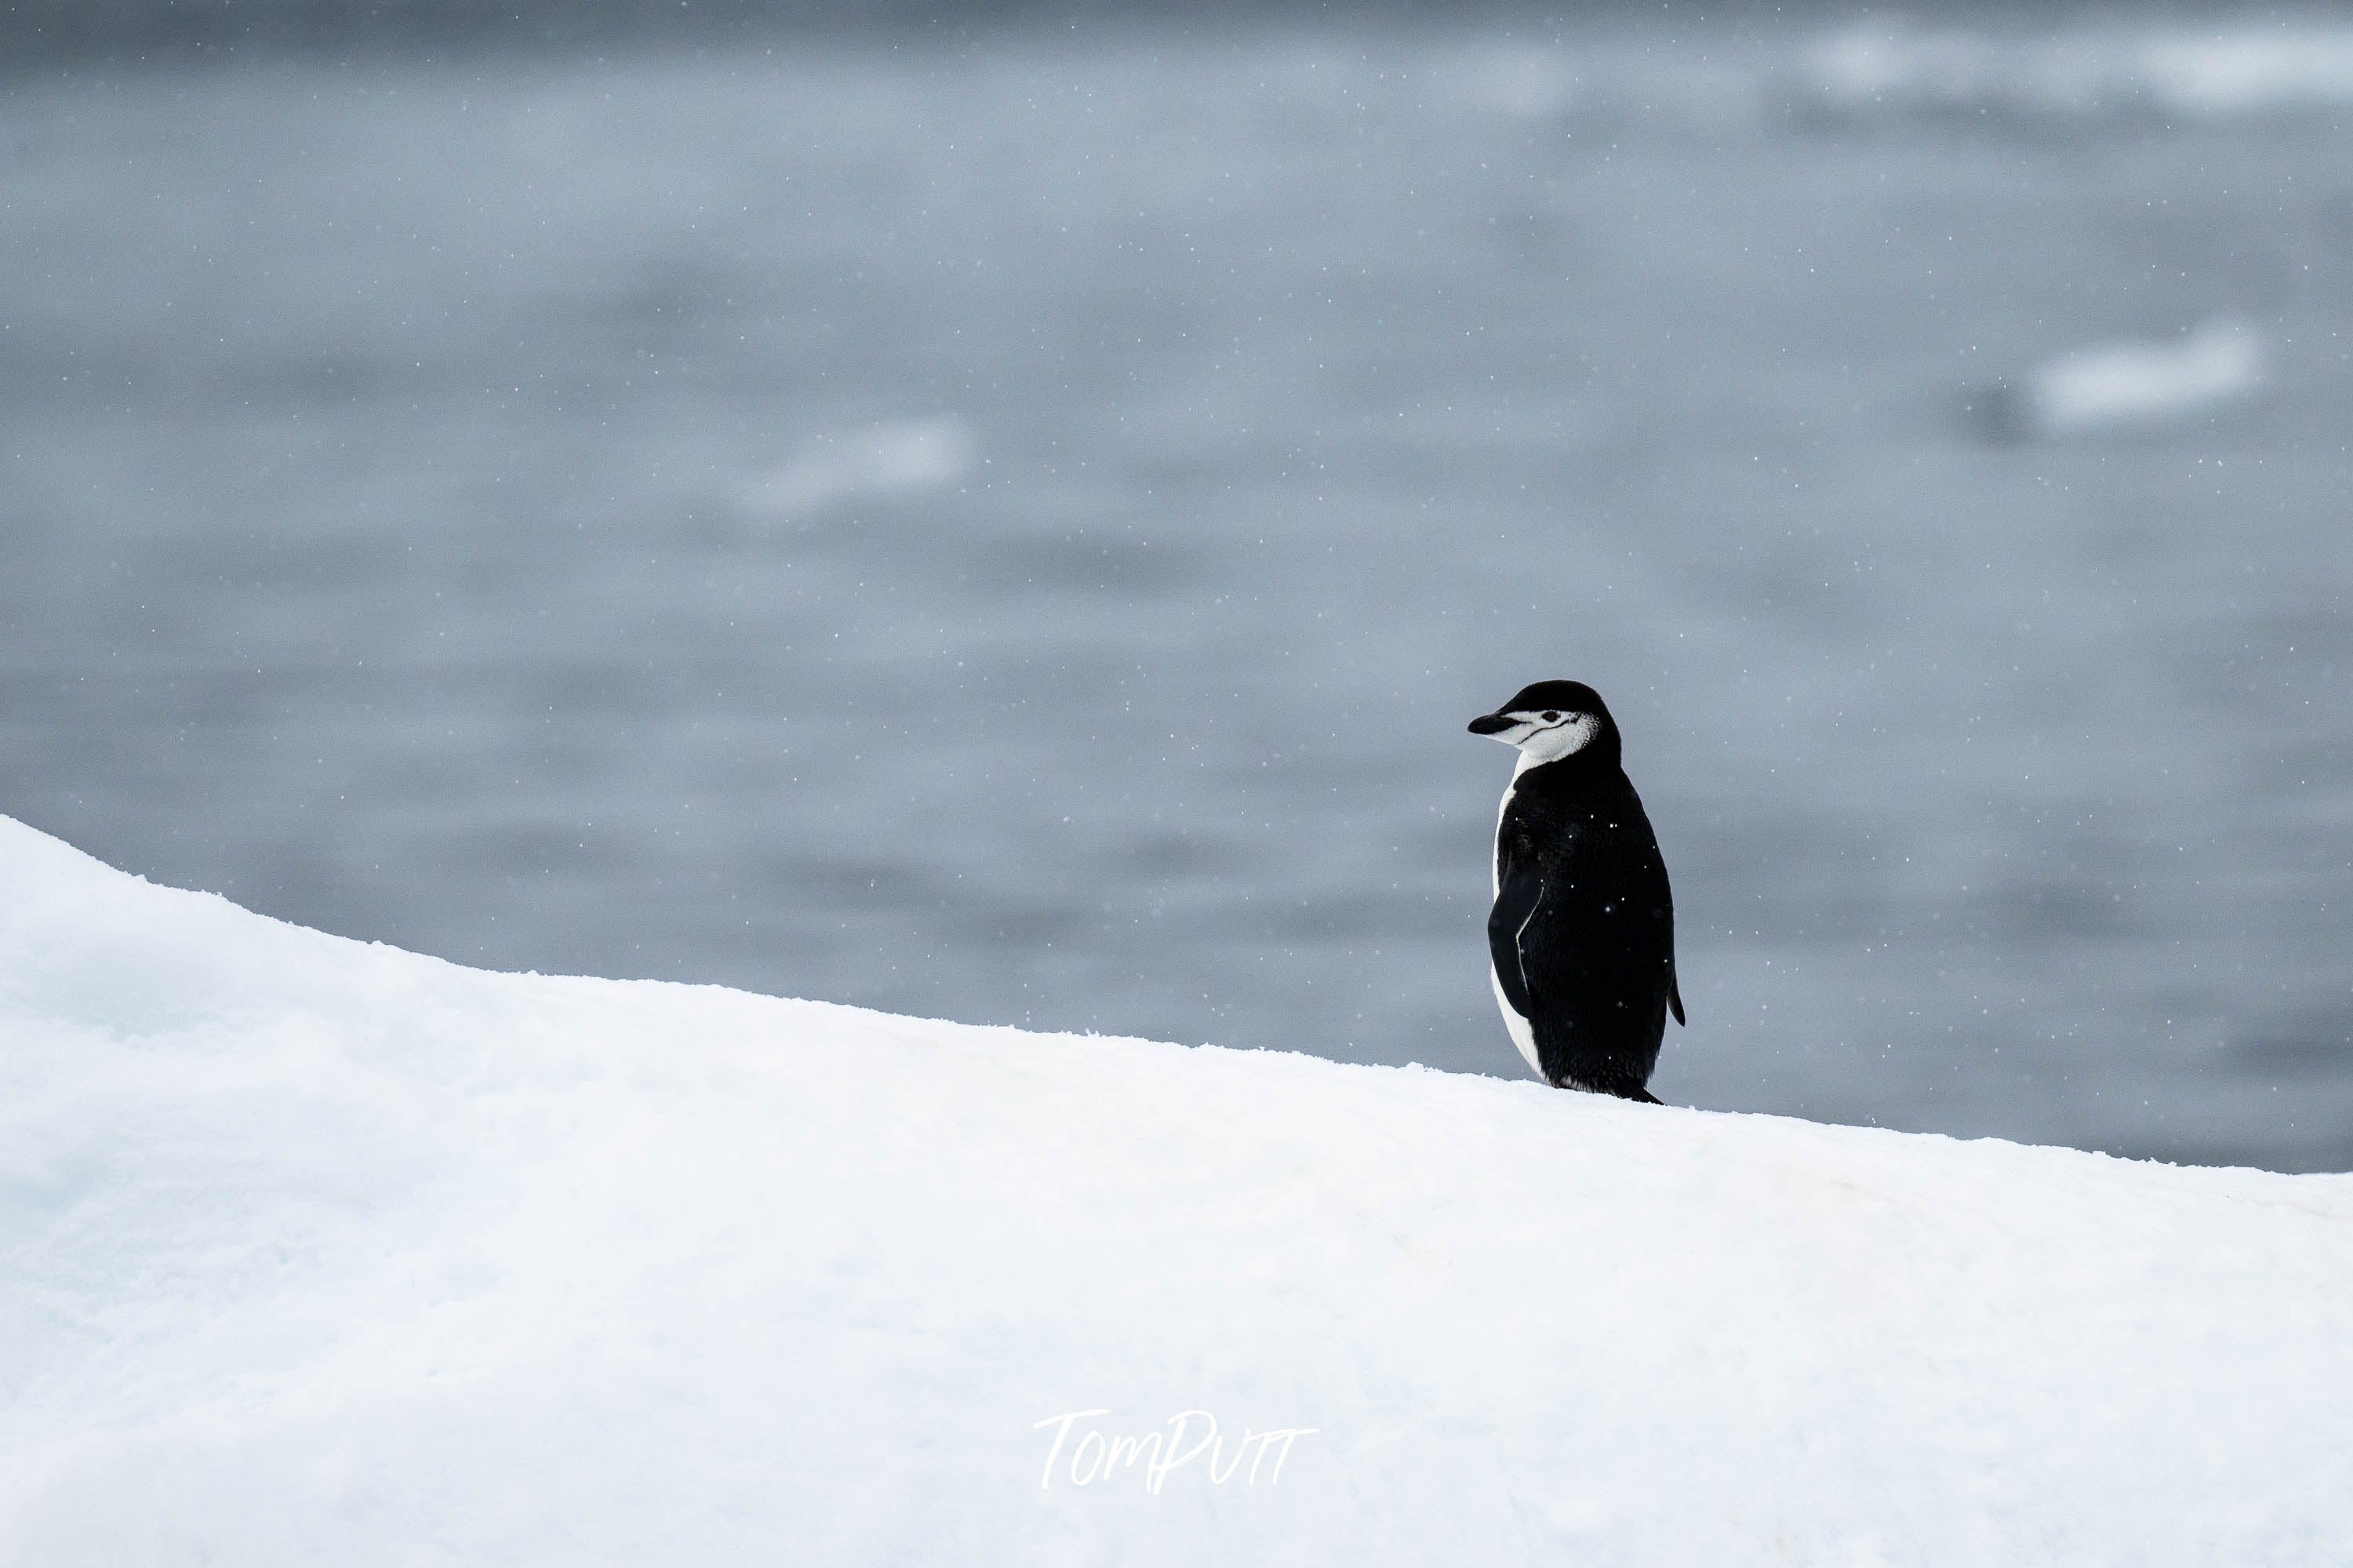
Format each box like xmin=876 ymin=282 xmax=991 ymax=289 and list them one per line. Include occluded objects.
xmin=1467 ymin=680 xmax=1617 ymax=767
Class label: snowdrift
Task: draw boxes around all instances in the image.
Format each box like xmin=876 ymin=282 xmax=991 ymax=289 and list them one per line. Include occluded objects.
xmin=3 ymin=815 xmax=2349 ymax=1566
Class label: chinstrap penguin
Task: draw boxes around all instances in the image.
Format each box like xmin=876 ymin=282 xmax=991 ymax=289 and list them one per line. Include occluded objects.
xmin=1468 ymin=680 xmax=1683 ymax=1101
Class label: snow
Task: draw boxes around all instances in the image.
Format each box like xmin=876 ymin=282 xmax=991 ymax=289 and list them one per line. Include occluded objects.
xmin=3 ymin=812 xmax=2350 ymax=1565
xmin=736 ymin=416 xmax=978 ymax=518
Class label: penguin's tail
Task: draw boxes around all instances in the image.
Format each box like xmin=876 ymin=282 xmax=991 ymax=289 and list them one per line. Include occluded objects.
xmin=1629 ymin=1087 xmax=1664 ymax=1106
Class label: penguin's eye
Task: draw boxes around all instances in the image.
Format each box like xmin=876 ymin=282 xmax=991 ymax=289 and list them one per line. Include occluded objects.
xmin=1542 ymin=711 xmax=1560 ymax=722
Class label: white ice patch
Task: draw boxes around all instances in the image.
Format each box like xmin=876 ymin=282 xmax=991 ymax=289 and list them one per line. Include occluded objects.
xmin=2020 ymin=317 xmax=2268 ymax=438
xmin=1802 ymin=21 xmax=2353 ymax=122
xmin=2142 ymin=30 xmax=2353 ymax=115
xmin=736 ymin=416 xmax=976 ymax=518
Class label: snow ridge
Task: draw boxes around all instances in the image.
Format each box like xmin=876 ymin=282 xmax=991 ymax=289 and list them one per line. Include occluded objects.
xmin=2 ymin=814 xmax=2348 ymax=1565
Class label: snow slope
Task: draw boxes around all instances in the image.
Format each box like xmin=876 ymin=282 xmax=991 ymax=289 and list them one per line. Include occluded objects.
xmin=2 ymin=814 xmax=2349 ymax=1566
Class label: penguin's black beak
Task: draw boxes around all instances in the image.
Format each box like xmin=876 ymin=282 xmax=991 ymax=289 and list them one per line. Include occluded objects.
xmin=1467 ymin=712 xmax=1515 ymax=736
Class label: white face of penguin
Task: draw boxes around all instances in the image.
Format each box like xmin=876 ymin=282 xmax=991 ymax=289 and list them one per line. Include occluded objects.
xmin=1483 ymin=709 xmax=1602 ymax=769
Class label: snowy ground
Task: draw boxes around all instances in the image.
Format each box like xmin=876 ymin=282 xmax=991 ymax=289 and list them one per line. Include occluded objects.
xmin=3 ymin=812 xmax=2350 ymax=1565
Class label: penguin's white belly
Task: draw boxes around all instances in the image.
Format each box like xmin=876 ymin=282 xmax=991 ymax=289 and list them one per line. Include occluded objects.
xmin=1490 ymin=966 xmax=1543 ymax=1079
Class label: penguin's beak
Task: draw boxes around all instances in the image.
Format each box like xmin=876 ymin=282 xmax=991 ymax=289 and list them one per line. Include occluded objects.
xmin=1467 ymin=712 xmax=1515 ymax=736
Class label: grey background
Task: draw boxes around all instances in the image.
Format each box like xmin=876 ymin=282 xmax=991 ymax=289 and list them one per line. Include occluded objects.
xmin=5 ymin=5 xmax=2351 ymax=1170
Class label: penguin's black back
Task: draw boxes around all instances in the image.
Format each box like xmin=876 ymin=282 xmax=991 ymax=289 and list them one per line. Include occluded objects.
xmin=1493 ymin=752 xmax=1678 ymax=1097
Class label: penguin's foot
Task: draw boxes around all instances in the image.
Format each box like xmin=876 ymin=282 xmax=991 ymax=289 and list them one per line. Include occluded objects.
xmin=1554 ymin=1073 xmax=1663 ymax=1104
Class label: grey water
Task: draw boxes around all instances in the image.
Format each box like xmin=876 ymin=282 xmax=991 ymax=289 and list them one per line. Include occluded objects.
xmin=5 ymin=13 xmax=2351 ymax=1170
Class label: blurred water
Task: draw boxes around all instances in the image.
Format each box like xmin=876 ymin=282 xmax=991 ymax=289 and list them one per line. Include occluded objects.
xmin=4 ymin=16 xmax=2351 ymax=1170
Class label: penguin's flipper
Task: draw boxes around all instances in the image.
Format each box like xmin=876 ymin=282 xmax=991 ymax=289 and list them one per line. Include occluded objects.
xmin=1487 ymin=860 xmax=1543 ymax=1020
xmin=1667 ymin=967 xmax=1686 ymax=1028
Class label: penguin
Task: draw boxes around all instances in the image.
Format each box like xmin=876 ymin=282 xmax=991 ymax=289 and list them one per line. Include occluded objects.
xmin=1467 ymin=680 xmax=1683 ymax=1101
